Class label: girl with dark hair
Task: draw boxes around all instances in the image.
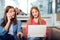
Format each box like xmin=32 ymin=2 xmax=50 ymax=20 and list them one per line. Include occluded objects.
xmin=0 ymin=6 xmax=23 ymax=40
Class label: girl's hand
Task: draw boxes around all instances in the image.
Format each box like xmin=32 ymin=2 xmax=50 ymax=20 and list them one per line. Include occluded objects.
xmin=7 ymin=13 xmax=12 ymax=22
xmin=17 ymin=32 xmax=24 ymax=38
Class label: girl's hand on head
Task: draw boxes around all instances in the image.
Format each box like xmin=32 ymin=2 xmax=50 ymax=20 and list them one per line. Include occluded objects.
xmin=7 ymin=13 xmax=12 ymax=22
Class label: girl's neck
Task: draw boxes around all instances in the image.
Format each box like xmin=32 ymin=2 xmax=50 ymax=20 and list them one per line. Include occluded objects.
xmin=33 ymin=17 xmax=38 ymax=23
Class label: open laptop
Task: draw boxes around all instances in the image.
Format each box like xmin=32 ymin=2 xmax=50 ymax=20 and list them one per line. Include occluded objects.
xmin=28 ymin=25 xmax=47 ymax=37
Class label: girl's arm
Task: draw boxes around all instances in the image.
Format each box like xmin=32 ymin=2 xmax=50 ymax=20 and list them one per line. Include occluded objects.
xmin=43 ymin=19 xmax=48 ymax=37
xmin=4 ymin=20 xmax=11 ymax=31
xmin=17 ymin=20 xmax=22 ymax=32
xmin=0 ymin=19 xmax=10 ymax=36
xmin=17 ymin=20 xmax=23 ymax=38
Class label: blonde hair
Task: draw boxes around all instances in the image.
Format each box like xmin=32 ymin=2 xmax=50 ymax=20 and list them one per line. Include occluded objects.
xmin=28 ymin=7 xmax=44 ymax=25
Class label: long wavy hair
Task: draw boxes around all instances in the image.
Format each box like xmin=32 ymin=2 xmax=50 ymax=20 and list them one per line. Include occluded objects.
xmin=28 ymin=7 xmax=44 ymax=25
xmin=1 ymin=6 xmax=17 ymax=27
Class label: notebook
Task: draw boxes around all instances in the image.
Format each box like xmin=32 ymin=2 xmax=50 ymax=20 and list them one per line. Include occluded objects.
xmin=28 ymin=25 xmax=47 ymax=37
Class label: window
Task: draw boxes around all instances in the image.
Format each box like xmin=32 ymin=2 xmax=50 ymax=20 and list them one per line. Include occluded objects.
xmin=56 ymin=0 xmax=60 ymax=13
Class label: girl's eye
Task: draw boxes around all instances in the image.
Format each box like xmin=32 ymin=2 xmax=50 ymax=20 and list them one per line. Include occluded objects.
xmin=32 ymin=11 xmax=37 ymax=14
xmin=10 ymin=11 xmax=12 ymax=13
xmin=9 ymin=9 xmax=14 ymax=13
xmin=32 ymin=12 xmax=34 ymax=13
xmin=35 ymin=11 xmax=37 ymax=13
xmin=10 ymin=10 xmax=14 ymax=13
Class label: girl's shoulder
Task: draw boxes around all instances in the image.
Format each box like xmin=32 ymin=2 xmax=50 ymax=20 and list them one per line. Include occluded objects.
xmin=42 ymin=19 xmax=46 ymax=25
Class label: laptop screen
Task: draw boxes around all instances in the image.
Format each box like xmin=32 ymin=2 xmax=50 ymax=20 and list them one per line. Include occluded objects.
xmin=28 ymin=25 xmax=47 ymax=37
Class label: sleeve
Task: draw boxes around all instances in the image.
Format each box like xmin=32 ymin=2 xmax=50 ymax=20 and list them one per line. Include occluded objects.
xmin=0 ymin=19 xmax=7 ymax=36
xmin=17 ymin=20 xmax=22 ymax=33
xmin=26 ymin=22 xmax=28 ymax=35
xmin=26 ymin=22 xmax=29 ymax=40
xmin=0 ymin=26 xmax=7 ymax=36
xmin=43 ymin=19 xmax=48 ymax=37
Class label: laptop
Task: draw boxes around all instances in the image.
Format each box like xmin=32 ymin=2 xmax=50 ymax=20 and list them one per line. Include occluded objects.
xmin=28 ymin=25 xmax=47 ymax=37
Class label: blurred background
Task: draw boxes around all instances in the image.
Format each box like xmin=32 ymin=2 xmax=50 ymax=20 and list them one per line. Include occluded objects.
xmin=0 ymin=0 xmax=60 ymax=28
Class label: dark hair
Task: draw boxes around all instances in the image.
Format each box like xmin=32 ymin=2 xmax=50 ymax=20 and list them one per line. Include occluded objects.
xmin=1 ymin=6 xmax=17 ymax=27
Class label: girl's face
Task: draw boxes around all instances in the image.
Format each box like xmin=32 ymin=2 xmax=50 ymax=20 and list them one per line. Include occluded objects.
xmin=8 ymin=8 xmax=15 ymax=18
xmin=32 ymin=9 xmax=39 ymax=18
